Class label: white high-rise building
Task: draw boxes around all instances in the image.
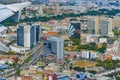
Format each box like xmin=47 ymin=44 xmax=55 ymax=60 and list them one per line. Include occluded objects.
xmin=24 ymin=25 xmax=31 ymax=48
xmin=38 ymin=6 xmax=43 ymax=15
xmin=81 ymin=51 xmax=97 ymax=59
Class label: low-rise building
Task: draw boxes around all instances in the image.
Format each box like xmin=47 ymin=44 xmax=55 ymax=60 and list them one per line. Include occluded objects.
xmin=45 ymin=73 xmax=69 ymax=80
xmin=99 ymin=38 xmax=107 ymax=43
xmin=9 ymin=44 xmax=30 ymax=53
xmin=81 ymin=51 xmax=98 ymax=59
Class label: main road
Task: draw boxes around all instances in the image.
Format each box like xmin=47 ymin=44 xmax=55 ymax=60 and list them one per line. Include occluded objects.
xmin=96 ymin=68 xmax=120 ymax=76
xmin=0 ymin=43 xmax=43 ymax=78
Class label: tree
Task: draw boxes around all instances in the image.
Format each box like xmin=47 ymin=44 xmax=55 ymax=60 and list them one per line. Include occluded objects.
xmin=116 ymin=75 xmax=120 ymax=80
xmin=97 ymin=43 xmax=107 ymax=53
xmin=96 ymin=60 xmax=120 ymax=70
xmin=74 ymin=55 xmax=77 ymax=60
xmin=89 ymin=42 xmax=96 ymax=47
xmin=113 ymin=30 xmax=120 ymax=37
xmin=8 ymin=51 xmax=16 ymax=55
xmin=73 ymin=66 xmax=85 ymax=72
xmin=96 ymin=60 xmax=103 ymax=67
xmin=88 ymin=70 xmax=97 ymax=74
xmin=85 ymin=10 xmax=100 ymax=15
xmin=104 ymin=60 xmax=116 ymax=69
xmin=64 ymin=43 xmax=68 ymax=47
xmin=71 ymin=38 xmax=80 ymax=46
xmin=69 ymin=66 xmax=72 ymax=70
xmin=16 ymin=69 xmax=21 ymax=76
xmin=77 ymin=43 xmax=97 ymax=51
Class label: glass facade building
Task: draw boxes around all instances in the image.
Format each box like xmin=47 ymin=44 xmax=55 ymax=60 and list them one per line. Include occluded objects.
xmin=17 ymin=26 xmax=24 ymax=47
xmin=68 ymin=21 xmax=81 ymax=39
xmin=17 ymin=23 xmax=40 ymax=48
xmin=43 ymin=37 xmax=64 ymax=59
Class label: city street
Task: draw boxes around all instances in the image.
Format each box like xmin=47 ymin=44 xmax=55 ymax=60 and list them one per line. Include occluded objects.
xmin=0 ymin=43 xmax=43 ymax=78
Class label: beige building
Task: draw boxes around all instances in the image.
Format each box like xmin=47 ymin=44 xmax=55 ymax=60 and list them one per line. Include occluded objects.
xmin=112 ymin=16 xmax=120 ymax=29
xmin=81 ymin=16 xmax=114 ymax=36
xmin=55 ymin=4 xmax=60 ymax=12
xmin=99 ymin=17 xmax=113 ymax=36
xmin=88 ymin=16 xmax=100 ymax=35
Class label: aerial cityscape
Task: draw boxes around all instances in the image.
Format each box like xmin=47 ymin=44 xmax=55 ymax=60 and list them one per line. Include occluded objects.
xmin=0 ymin=0 xmax=120 ymax=80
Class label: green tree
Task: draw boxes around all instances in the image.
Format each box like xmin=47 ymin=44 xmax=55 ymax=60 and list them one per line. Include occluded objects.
xmin=88 ymin=70 xmax=97 ymax=74
xmin=64 ymin=43 xmax=68 ymax=47
xmin=97 ymin=43 xmax=107 ymax=53
xmin=71 ymin=38 xmax=80 ymax=46
xmin=73 ymin=66 xmax=85 ymax=72
xmin=103 ymin=60 xmax=114 ymax=69
xmin=8 ymin=51 xmax=16 ymax=55
xmin=16 ymin=69 xmax=21 ymax=76
xmin=69 ymin=66 xmax=72 ymax=70
xmin=74 ymin=55 xmax=77 ymax=60
xmin=96 ymin=60 xmax=103 ymax=67
xmin=116 ymin=75 xmax=120 ymax=80
xmin=113 ymin=30 xmax=120 ymax=37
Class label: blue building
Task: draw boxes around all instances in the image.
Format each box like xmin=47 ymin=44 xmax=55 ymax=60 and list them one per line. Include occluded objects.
xmin=0 ymin=64 xmax=8 ymax=69
xmin=31 ymin=25 xmax=37 ymax=47
xmin=0 ymin=78 xmax=6 ymax=80
xmin=58 ymin=75 xmax=69 ymax=80
xmin=17 ymin=26 xmax=24 ymax=47
xmin=74 ymin=73 xmax=87 ymax=80
xmin=17 ymin=23 xmax=40 ymax=48
xmin=57 ymin=74 xmax=70 ymax=80
xmin=36 ymin=25 xmax=41 ymax=42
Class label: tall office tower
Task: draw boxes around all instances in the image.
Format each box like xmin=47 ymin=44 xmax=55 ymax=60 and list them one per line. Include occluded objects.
xmin=112 ymin=16 xmax=120 ymax=29
xmin=17 ymin=23 xmax=40 ymax=48
xmin=55 ymin=3 xmax=60 ymax=12
xmin=87 ymin=16 xmax=100 ymax=34
xmin=44 ymin=37 xmax=64 ymax=60
xmin=87 ymin=18 xmax=95 ymax=34
xmin=99 ymin=18 xmax=112 ymax=36
xmin=36 ymin=25 xmax=40 ymax=42
xmin=38 ymin=6 xmax=43 ymax=15
xmin=94 ymin=16 xmax=100 ymax=35
xmin=17 ymin=25 xmax=24 ymax=47
xmin=68 ymin=21 xmax=81 ymax=39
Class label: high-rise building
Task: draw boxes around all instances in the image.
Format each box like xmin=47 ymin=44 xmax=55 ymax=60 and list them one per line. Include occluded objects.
xmin=55 ymin=4 xmax=60 ymax=12
xmin=43 ymin=36 xmax=64 ymax=60
xmin=87 ymin=18 xmax=95 ymax=34
xmin=112 ymin=16 xmax=120 ymax=29
xmin=99 ymin=19 xmax=108 ymax=35
xmin=87 ymin=16 xmax=100 ymax=35
xmin=99 ymin=18 xmax=112 ymax=36
xmin=38 ymin=6 xmax=43 ymax=15
xmin=94 ymin=16 xmax=100 ymax=35
xmin=68 ymin=21 xmax=81 ymax=39
xmin=17 ymin=23 xmax=40 ymax=48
